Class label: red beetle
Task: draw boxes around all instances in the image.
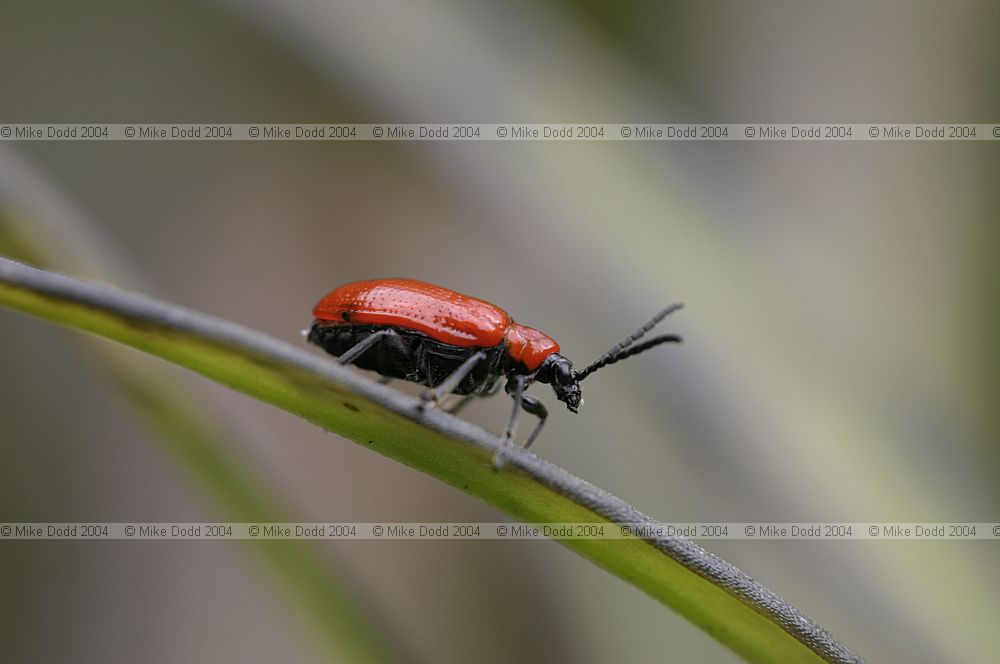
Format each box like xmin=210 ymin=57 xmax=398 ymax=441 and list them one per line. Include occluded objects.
xmin=308 ymin=278 xmax=682 ymax=467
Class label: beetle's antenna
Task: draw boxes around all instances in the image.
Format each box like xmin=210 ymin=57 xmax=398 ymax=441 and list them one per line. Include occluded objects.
xmin=577 ymin=334 xmax=682 ymax=380
xmin=575 ymin=303 xmax=683 ymax=381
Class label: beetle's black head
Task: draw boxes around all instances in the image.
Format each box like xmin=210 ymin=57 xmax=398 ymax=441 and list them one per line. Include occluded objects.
xmin=537 ymin=354 xmax=582 ymax=413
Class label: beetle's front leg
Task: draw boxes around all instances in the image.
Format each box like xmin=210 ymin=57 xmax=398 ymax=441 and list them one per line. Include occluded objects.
xmin=519 ymin=395 xmax=548 ymax=450
xmin=492 ymin=374 xmax=532 ymax=469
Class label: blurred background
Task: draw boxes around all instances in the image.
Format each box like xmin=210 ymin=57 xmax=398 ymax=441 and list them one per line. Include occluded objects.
xmin=1 ymin=1 xmax=998 ymax=662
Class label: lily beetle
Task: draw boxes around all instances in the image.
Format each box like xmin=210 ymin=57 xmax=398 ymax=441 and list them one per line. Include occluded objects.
xmin=307 ymin=278 xmax=682 ymax=467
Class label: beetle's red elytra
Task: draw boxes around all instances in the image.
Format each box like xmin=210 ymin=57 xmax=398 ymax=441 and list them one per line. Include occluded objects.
xmin=312 ymin=278 xmax=559 ymax=369
xmin=308 ymin=278 xmax=683 ymax=468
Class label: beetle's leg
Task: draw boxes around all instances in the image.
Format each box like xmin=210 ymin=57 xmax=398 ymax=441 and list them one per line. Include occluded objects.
xmin=443 ymin=377 xmax=500 ymax=414
xmin=336 ymin=328 xmax=397 ymax=366
xmin=492 ymin=374 xmax=527 ymax=469
xmin=419 ymin=351 xmax=487 ymax=410
xmin=519 ymin=395 xmax=548 ymax=450
xmin=443 ymin=393 xmax=475 ymax=415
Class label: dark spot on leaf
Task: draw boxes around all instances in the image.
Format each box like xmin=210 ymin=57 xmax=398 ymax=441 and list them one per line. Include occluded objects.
xmin=343 ymin=402 xmax=360 ymax=412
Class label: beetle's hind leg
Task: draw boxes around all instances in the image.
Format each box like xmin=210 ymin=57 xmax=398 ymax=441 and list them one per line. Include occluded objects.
xmin=418 ymin=351 xmax=487 ymax=411
xmin=336 ymin=328 xmax=400 ymax=366
xmin=336 ymin=329 xmax=415 ymax=386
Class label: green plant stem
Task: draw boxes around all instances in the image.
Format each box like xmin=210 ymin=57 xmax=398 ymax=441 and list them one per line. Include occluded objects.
xmin=0 ymin=226 xmax=392 ymax=663
xmin=0 ymin=257 xmax=863 ymax=664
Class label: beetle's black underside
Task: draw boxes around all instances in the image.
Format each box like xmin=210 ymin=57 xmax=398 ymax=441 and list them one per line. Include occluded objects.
xmin=308 ymin=323 xmax=509 ymax=396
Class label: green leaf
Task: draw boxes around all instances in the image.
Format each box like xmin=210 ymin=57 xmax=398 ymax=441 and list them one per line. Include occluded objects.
xmin=0 ymin=257 xmax=862 ymax=664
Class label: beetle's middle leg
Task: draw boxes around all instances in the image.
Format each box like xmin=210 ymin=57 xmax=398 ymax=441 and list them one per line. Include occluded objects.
xmin=442 ymin=379 xmax=499 ymax=414
xmin=441 ymin=393 xmax=475 ymax=415
xmin=419 ymin=351 xmax=487 ymax=411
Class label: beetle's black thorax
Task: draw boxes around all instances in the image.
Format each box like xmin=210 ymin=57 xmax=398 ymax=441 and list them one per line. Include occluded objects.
xmin=308 ymin=322 xmax=516 ymax=396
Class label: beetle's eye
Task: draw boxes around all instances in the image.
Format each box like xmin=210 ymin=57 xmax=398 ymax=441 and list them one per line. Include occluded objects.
xmin=557 ymin=364 xmax=572 ymax=385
